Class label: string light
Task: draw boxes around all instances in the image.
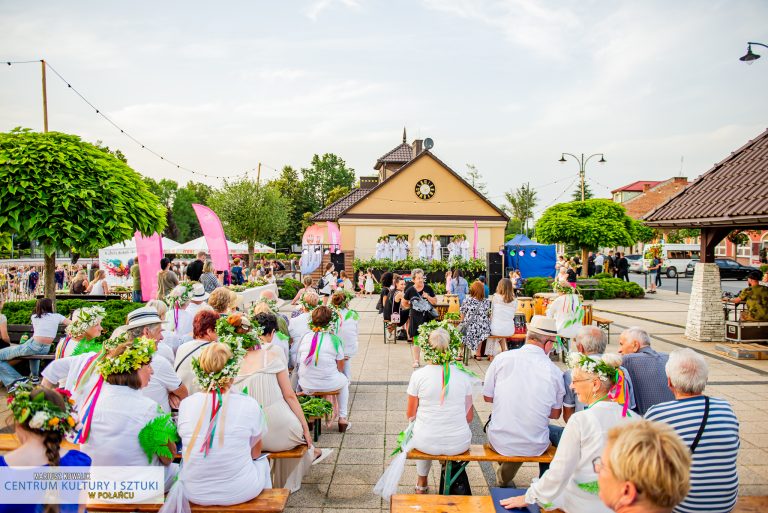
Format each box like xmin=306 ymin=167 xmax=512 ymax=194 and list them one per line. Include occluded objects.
xmin=5 ymin=59 xmax=250 ymax=181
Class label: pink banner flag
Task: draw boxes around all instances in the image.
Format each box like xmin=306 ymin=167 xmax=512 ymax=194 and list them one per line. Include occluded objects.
xmin=134 ymin=231 xmax=164 ymax=301
xmin=473 ymin=220 xmax=479 ymax=259
xmin=326 ymin=221 xmax=342 ymax=253
xmin=193 ymin=204 xmax=230 ymax=272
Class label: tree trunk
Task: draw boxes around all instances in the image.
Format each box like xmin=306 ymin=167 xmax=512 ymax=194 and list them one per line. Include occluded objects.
xmin=581 ymin=247 xmax=589 ymax=278
xmin=44 ymin=248 xmax=57 ymax=309
xmin=248 ymin=243 xmax=254 ymax=271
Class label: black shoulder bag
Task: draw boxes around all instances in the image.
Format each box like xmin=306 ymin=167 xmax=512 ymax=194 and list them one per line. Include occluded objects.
xmin=689 ymin=396 xmax=710 ymax=454
xmin=174 ymin=341 xmax=212 ymax=372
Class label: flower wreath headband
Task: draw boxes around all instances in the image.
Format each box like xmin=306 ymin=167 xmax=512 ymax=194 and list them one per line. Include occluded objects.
xmin=215 ymin=314 xmax=263 ymax=350
xmin=253 ymin=297 xmax=279 ymax=315
xmin=416 ymin=320 xmax=478 ymax=404
xmin=8 ymin=383 xmax=79 ymax=434
xmin=97 ymin=335 xmax=156 ymax=379
xmin=65 ymin=306 xmax=106 ymax=339
xmin=299 ymin=295 xmax=318 ymax=313
xmin=566 ymin=351 xmax=631 ymax=417
xmin=191 ymin=335 xmax=247 ymax=392
xmin=165 ymin=282 xmax=195 ymax=331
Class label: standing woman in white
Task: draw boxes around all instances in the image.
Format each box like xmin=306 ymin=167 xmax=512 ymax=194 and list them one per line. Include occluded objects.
xmin=432 ymin=236 xmax=442 ymax=261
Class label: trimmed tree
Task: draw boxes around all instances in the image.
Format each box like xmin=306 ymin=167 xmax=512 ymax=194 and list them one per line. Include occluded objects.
xmin=208 ymin=178 xmax=290 ymax=264
xmin=536 ymin=199 xmax=639 ymax=277
xmin=0 ymin=129 xmax=167 ymax=302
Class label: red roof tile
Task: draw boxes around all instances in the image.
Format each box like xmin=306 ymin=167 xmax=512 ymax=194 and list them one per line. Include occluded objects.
xmin=374 ymin=143 xmax=413 ymax=170
xmin=611 ymin=180 xmax=662 ymax=194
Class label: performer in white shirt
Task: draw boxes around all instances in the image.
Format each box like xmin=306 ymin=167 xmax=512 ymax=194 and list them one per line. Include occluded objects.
xmin=447 ymin=237 xmax=458 ymax=261
xmin=401 ymin=238 xmax=410 ymax=260
xmin=417 ymin=237 xmax=428 ymax=260
xmin=432 ymin=236 xmax=442 ymax=261
xmin=424 ymin=235 xmax=433 ymax=261
xmin=460 ymin=235 xmax=470 ymax=260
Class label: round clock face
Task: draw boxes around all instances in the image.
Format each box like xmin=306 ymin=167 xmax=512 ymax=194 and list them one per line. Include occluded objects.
xmin=415 ymin=179 xmax=436 ymax=200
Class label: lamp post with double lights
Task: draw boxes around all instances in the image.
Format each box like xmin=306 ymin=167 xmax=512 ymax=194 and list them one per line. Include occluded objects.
xmin=558 ymin=153 xmax=606 ymax=202
xmin=739 ymin=42 xmax=768 ymax=64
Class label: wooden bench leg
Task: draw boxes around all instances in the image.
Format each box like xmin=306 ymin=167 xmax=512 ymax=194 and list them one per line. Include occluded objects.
xmin=440 ymin=460 xmax=469 ymax=495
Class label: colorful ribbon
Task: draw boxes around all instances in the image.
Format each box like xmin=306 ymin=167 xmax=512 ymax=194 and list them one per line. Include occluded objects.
xmin=303 ymin=332 xmax=342 ymax=366
xmin=73 ymin=353 xmax=102 ymax=392
xmin=173 ymin=303 xmax=180 ymax=332
xmin=608 ymin=369 xmax=631 ymax=417
xmin=200 ymin=388 xmax=224 ymax=457
xmin=75 ymin=375 xmax=104 ymax=443
xmin=56 ymin=335 xmax=72 ymax=359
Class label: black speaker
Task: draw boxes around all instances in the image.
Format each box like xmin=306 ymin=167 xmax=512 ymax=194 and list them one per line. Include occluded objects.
xmin=486 ymin=252 xmax=504 ymax=292
xmin=330 ymin=252 xmax=345 ymax=272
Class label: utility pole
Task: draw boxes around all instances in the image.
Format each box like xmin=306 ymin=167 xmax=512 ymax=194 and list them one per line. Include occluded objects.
xmin=580 ymin=156 xmax=585 ymax=201
xmin=559 ymin=152 xmax=606 ymax=202
xmin=257 ymin=162 xmax=261 ymax=185
xmin=41 ymin=60 xmax=48 ymax=133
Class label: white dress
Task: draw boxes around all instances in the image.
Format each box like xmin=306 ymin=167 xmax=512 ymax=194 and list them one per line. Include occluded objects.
xmin=365 ymin=274 xmax=375 ymax=293
xmin=288 ymin=313 xmax=311 ymax=368
xmin=546 ymin=294 xmax=584 ymax=339
xmin=41 ymin=351 xmax=101 ymax=407
xmin=524 ymin=402 xmax=631 ymax=513
xmin=490 ymin=295 xmax=518 ymax=337
xmin=335 ymin=308 xmax=359 ymax=359
xmin=460 ymin=240 xmax=470 ymax=260
xmin=432 ymin=240 xmax=441 ymax=261
xmin=418 ymin=241 xmax=428 ymax=260
xmin=297 ymin=331 xmax=348 ymax=393
xmin=177 ymin=392 xmax=271 ymax=505
xmin=408 ymin=365 xmax=472 ymax=455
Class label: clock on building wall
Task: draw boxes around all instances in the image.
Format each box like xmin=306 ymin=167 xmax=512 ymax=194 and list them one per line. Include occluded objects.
xmin=415 ymin=178 xmax=436 ymax=200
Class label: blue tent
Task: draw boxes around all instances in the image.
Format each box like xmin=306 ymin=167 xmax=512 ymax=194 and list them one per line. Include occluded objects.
xmin=504 ymin=235 xmax=556 ymax=278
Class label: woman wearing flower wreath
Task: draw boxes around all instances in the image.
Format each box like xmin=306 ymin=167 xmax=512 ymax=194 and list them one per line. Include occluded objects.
xmin=79 ymin=335 xmax=179 ymax=491
xmin=374 ymin=325 xmax=477 ymax=499
xmin=547 ymin=281 xmax=585 ymax=345
xmin=288 ymin=291 xmax=319 ymax=373
xmin=160 ymin=341 xmax=271 ymax=512
xmin=2 ymin=384 xmax=91 ymax=513
xmin=55 ymin=305 xmax=106 ymax=359
xmin=233 ymin=311 xmax=333 ymax=491
xmin=329 ymin=290 xmax=359 ymax=380
xmin=296 ymin=306 xmax=350 ymax=432
xmin=499 ymin=352 xmax=632 ymax=512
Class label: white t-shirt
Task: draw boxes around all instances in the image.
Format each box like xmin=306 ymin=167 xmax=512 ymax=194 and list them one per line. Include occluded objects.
xmin=155 ymin=340 xmax=175 ymax=364
xmin=143 ymin=354 xmax=182 ymax=413
xmin=297 ymin=331 xmax=347 ymax=393
xmin=42 ymin=352 xmax=101 ymax=404
xmin=490 ymin=295 xmax=518 ymax=337
xmin=408 ymin=365 xmax=473 ymax=455
xmin=336 ymin=309 xmax=359 ymax=358
xmin=288 ymin=313 xmax=311 ymax=366
xmin=483 ymin=344 xmax=565 ymax=456
xmin=31 ymin=313 xmax=66 ymax=338
xmin=174 ymin=339 xmax=211 ymax=396
xmin=177 ymin=392 xmax=269 ymax=505
xmin=546 ymin=294 xmax=583 ymax=339
xmin=268 ymin=332 xmax=289 ymax=364
xmin=168 ymin=308 xmax=193 ymax=339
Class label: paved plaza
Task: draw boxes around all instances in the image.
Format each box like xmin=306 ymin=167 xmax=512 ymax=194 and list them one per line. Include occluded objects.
xmin=283 ymin=292 xmax=768 ymax=512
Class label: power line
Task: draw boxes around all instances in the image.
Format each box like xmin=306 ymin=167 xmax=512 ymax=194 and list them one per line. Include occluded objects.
xmin=5 ymin=59 xmax=251 ymax=181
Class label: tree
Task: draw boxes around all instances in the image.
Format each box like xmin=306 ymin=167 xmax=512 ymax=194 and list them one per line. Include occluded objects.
xmin=301 ymin=153 xmax=356 ymax=213
xmin=208 ymin=178 xmax=290 ymax=264
xmin=633 ymin=222 xmax=657 ymax=244
xmin=269 ymin=165 xmax=314 ymax=248
xmin=143 ymin=178 xmax=180 ymax=240
xmin=464 ymin=164 xmax=488 ymax=196
xmin=504 ymin=183 xmax=538 ymax=234
xmin=571 ymin=180 xmax=594 ymax=201
xmin=325 ymin=185 xmax=350 ymax=206
xmin=0 ymin=129 xmax=166 ymax=301
xmin=536 ymin=199 xmax=638 ymax=277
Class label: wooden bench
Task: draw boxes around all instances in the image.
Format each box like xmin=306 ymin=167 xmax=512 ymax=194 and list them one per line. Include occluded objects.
xmin=407 ymin=444 xmax=556 ymax=495
xmin=0 ymin=433 xmax=79 ymax=453
xmin=592 ymin=315 xmax=614 ymax=338
xmin=486 ymin=334 xmax=526 ymax=352
xmin=4 ymin=325 xmax=60 ymax=375
xmin=173 ymin=445 xmax=308 ymax=464
xmin=577 ymin=279 xmax=603 ymax=300
xmin=298 ymin=390 xmax=340 ymax=442
xmin=390 ymin=494 xmax=565 ymax=513
xmin=735 ymin=496 xmax=768 ymax=513
xmin=87 ymin=488 xmax=290 ymax=512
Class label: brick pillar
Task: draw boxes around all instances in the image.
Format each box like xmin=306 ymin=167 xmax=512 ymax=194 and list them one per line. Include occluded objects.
xmin=685 ymin=263 xmax=725 ymax=342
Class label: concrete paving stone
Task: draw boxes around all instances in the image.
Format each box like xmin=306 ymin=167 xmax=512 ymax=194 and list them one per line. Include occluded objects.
xmin=303 ymin=462 xmax=335 ymax=484
xmin=338 ymin=448 xmax=385 ymax=465
xmin=741 ymin=432 xmax=768 ymax=448
xmin=349 ymin=410 xmax=386 ymax=421
xmin=315 ymin=433 xmax=345 ymax=448
xmin=331 ymin=463 xmax=385 ymax=485
xmin=739 ymin=484 xmax=768 ymax=496
xmin=346 ymin=421 xmax=386 ymax=434
xmin=740 ymin=422 xmax=768 ymax=434
xmin=342 ymin=433 xmax=386 ymax=448
xmin=285 ymin=508 xmax=322 ymax=513
xmin=324 ymin=484 xmax=383 ymax=509
xmin=352 ymin=396 xmax=388 ymax=410
xmin=286 ymin=482 xmax=331 ymax=508
xmin=738 ymin=448 xmax=768 ymax=465
xmin=739 ymin=466 xmax=767 ymax=485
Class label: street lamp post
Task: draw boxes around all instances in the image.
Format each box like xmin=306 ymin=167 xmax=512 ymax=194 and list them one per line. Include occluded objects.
xmin=558 ymin=152 xmax=606 ymax=201
xmin=740 ymin=42 xmax=768 ymax=64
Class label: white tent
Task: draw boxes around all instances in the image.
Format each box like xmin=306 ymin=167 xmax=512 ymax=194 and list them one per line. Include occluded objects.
xmin=169 ymin=236 xmax=274 ymax=255
xmin=98 ymin=237 xmax=180 ymax=286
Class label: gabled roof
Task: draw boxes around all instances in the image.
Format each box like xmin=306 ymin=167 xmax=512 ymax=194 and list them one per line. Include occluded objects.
xmin=374 ymin=143 xmax=413 ymax=170
xmin=311 ymin=188 xmax=371 ymax=222
xmin=644 ymin=128 xmax=768 ymax=228
xmin=611 ymin=180 xmax=662 ymax=194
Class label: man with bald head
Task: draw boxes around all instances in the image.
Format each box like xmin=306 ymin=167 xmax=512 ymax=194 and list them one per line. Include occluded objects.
xmin=619 ymin=327 xmax=674 ymax=415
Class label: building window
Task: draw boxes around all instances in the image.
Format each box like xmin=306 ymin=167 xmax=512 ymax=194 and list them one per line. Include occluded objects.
xmin=736 ymin=244 xmax=751 ymax=258
xmin=715 ymin=242 xmax=726 ymax=256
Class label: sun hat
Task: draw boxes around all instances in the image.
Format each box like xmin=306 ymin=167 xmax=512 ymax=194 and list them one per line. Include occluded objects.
xmin=527 ymin=315 xmax=558 ymax=337
xmin=190 ymin=282 xmax=210 ymax=302
xmin=125 ymin=306 xmax=163 ymax=330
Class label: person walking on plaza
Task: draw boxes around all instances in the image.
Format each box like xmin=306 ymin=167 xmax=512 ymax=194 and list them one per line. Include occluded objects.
xmin=645 ymin=348 xmax=739 ymax=513
xmin=483 ymin=315 xmax=565 ymax=486
xmin=618 ymin=327 xmax=674 ymax=414
xmin=186 ymin=251 xmax=206 ymax=282
xmin=131 ymin=256 xmax=142 ymax=302
xmin=595 ymin=252 xmax=605 ymax=274
xmin=616 ymin=252 xmax=630 ymax=282
xmin=648 ymin=255 xmax=662 ymax=293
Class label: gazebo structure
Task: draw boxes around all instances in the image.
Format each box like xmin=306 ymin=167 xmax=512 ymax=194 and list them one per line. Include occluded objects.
xmin=644 ymin=128 xmax=768 ymax=341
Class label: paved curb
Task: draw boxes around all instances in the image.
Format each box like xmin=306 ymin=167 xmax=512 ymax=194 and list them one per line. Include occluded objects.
xmin=591 ymin=307 xmax=686 ymax=329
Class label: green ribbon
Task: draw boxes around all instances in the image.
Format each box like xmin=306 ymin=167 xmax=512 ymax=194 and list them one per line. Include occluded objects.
xmin=577 ymin=481 xmax=599 ymax=495
xmin=275 ymin=332 xmax=289 ymax=342
xmin=345 ymin=309 xmax=360 ymax=321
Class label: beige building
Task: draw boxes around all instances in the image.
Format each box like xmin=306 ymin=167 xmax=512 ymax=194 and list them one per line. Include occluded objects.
xmin=310 ymin=133 xmax=509 ymax=261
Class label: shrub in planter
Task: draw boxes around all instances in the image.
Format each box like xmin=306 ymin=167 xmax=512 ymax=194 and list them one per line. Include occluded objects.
xmin=429 ymin=282 xmax=447 ymax=295
xmin=279 ymin=278 xmax=302 ymax=300
xmin=592 ymin=272 xmax=613 ymax=279
xmin=594 ymin=278 xmax=645 ymax=299
xmin=523 ymin=277 xmax=553 ymax=297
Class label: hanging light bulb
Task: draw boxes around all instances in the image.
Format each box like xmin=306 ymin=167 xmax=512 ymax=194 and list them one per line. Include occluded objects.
xmin=518 ymin=250 xmax=525 ymax=256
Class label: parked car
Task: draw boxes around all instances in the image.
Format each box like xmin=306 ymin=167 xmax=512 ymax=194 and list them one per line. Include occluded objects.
xmin=685 ymin=258 xmax=760 ymax=279
xmin=626 ymin=254 xmax=643 ymax=273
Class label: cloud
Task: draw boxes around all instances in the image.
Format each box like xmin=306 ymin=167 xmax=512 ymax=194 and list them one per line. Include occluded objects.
xmin=304 ymin=0 xmax=361 ymax=21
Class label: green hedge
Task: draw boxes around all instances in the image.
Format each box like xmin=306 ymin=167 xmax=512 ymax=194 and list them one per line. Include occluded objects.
xmin=522 ymin=276 xmax=644 ymax=299
xmin=279 ymin=278 xmax=302 ymax=300
xmin=352 ymin=257 xmax=486 ymax=275
xmin=1 ymin=300 xmax=145 ymax=339
xmin=761 ymin=264 xmax=768 ymax=273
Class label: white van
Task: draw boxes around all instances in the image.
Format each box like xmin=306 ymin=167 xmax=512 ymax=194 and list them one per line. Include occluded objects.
xmin=642 ymin=243 xmax=701 ymax=278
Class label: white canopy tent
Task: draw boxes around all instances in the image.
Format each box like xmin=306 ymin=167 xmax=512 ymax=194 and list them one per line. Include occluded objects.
xmin=168 ymin=236 xmax=274 ymax=255
xmin=98 ymin=237 xmax=180 ymax=286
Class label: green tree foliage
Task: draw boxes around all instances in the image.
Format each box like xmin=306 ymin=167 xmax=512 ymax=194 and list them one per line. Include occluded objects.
xmin=504 ymin=183 xmax=537 ymax=234
xmin=464 ymin=164 xmax=488 ymax=196
xmin=208 ymin=178 xmax=290 ymax=264
xmin=665 ymin=228 xmax=701 ymax=243
xmin=634 ymin=222 xmax=657 ymax=244
xmin=571 ymin=180 xmax=594 ymax=201
xmin=301 ymin=153 xmax=356 ymax=213
xmin=141 ymin=178 xmax=213 ymax=242
xmin=0 ymin=129 xmax=166 ymax=300
xmin=325 ymin=185 xmax=350 ymax=206
xmin=269 ymin=165 xmax=314 ymax=248
xmin=536 ymin=199 xmax=638 ymax=276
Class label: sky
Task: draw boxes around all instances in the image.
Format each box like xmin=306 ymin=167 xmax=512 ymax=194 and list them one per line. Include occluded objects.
xmin=2 ymin=0 xmax=767 ymax=218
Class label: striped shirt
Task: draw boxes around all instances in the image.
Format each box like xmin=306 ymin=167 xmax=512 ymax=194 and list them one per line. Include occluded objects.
xmin=645 ymin=395 xmax=740 ymax=513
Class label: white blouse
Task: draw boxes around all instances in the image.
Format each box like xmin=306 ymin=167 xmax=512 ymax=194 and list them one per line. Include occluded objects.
xmin=524 ymin=401 xmax=632 ymax=513
xmin=297 ymin=331 xmax=347 ymax=393
xmin=143 ymin=354 xmax=182 ymax=413
xmin=335 ymin=308 xmax=359 ymax=358
xmin=490 ymin=295 xmax=518 ymax=336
